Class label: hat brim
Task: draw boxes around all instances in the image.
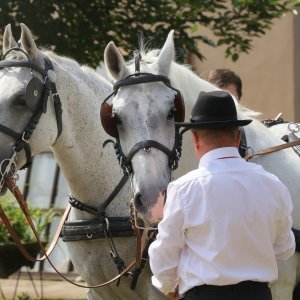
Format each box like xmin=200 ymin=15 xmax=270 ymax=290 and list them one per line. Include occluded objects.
xmin=176 ymin=119 xmax=252 ymax=129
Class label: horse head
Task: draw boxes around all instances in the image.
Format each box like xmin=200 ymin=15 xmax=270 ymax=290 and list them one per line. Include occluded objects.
xmin=102 ymin=31 xmax=184 ymax=225
xmin=0 ymin=24 xmax=60 ymax=194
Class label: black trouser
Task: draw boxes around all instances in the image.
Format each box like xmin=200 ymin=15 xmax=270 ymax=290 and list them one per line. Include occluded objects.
xmin=183 ymin=281 xmax=272 ymax=300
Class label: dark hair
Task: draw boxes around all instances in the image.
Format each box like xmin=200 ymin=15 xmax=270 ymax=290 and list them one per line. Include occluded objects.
xmin=207 ymin=69 xmax=242 ymax=99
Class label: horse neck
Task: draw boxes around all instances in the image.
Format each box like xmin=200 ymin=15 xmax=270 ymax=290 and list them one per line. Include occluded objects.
xmin=169 ymin=62 xmax=218 ymax=114
xmin=47 ymin=53 xmax=115 ymax=203
xmin=244 ymin=118 xmax=284 ymax=149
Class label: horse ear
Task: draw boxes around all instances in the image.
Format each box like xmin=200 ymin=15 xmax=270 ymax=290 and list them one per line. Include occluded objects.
xmin=155 ymin=30 xmax=175 ymax=76
xmin=104 ymin=41 xmax=129 ymax=81
xmin=2 ymin=24 xmax=18 ymax=54
xmin=20 ymin=23 xmax=38 ymax=61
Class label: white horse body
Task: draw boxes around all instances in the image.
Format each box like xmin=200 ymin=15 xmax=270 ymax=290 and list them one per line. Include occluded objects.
xmin=0 ymin=24 xmax=163 ymax=300
xmin=1 ymin=23 xmax=299 ymax=300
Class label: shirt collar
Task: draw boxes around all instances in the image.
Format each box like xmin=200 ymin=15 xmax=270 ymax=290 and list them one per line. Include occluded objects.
xmin=199 ymin=147 xmax=240 ymax=167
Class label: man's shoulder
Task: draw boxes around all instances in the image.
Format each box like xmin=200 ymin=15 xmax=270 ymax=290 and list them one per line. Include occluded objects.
xmin=245 ymin=161 xmax=288 ymax=187
xmin=172 ymin=168 xmax=208 ymax=186
xmin=246 ymin=161 xmax=280 ymax=178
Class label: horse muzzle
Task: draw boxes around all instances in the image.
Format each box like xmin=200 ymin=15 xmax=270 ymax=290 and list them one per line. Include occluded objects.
xmin=133 ymin=189 xmax=167 ymax=225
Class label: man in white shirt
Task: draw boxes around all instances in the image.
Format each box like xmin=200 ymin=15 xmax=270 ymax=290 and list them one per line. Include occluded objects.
xmin=148 ymin=91 xmax=295 ymax=300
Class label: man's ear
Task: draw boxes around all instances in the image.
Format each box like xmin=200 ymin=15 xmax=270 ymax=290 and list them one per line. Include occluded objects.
xmin=191 ymin=130 xmax=199 ymax=145
xmin=191 ymin=130 xmax=201 ymax=158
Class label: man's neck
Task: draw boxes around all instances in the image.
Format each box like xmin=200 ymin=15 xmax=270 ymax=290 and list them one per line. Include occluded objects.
xmin=198 ymin=143 xmax=237 ymax=160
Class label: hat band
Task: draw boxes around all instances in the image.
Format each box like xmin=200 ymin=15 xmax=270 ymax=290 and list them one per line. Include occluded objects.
xmin=190 ymin=114 xmax=238 ymax=123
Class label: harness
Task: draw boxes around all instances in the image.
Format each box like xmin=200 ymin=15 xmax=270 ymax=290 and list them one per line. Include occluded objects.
xmin=100 ymin=51 xmax=185 ymax=174
xmin=0 ymin=48 xmax=185 ymax=289
xmin=63 ymin=51 xmax=186 ymax=288
xmin=0 ymin=48 xmax=62 ymax=165
xmin=0 ymin=48 xmax=145 ymax=289
xmin=0 ymin=47 xmax=62 ymax=194
xmin=5 ymin=47 xmax=299 ymax=291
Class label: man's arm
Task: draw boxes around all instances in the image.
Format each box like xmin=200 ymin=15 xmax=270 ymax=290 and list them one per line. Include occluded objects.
xmin=274 ymin=184 xmax=295 ymax=260
xmin=148 ymin=183 xmax=185 ymax=294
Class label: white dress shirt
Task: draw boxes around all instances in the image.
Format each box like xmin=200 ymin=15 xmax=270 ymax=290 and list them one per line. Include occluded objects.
xmin=148 ymin=147 xmax=295 ymax=295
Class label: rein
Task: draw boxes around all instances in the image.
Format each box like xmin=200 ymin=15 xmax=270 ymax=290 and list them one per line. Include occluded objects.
xmin=1 ymin=177 xmax=152 ymax=289
xmin=244 ymin=139 xmax=300 ymax=161
xmin=1 ymin=177 xmax=69 ymax=262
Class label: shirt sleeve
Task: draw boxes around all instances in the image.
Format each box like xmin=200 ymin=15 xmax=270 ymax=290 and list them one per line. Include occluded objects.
xmin=274 ymin=183 xmax=295 ymax=260
xmin=148 ymin=182 xmax=185 ymax=294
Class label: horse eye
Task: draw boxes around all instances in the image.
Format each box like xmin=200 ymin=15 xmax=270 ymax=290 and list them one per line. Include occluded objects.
xmin=167 ymin=108 xmax=176 ymax=120
xmin=112 ymin=112 xmax=122 ymax=125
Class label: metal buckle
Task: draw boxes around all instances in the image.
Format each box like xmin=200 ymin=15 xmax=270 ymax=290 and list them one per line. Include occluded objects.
xmin=21 ymin=132 xmax=29 ymax=143
xmin=288 ymin=122 xmax=300 ymax=134
xmin=245 ymin=147 xmax=254 ymax=160
xmin=0 ymin=151 xmax=17 ymax=192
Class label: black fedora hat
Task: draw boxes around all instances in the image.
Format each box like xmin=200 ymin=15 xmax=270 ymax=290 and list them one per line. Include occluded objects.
xmin=176 ymin=90 xmax=252 ymax=129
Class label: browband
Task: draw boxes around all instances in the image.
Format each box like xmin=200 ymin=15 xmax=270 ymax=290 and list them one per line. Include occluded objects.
xmin=113 ymin=73 xmax=171 ymax=90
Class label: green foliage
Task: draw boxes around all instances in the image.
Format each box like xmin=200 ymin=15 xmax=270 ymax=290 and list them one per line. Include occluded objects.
xmin=17 ymin=292 xmax=30 ymax=300
xmin=0 ymin=194 xmax=60 ymax=245
xmin=0 ymin=0 xmax=299 ymax=67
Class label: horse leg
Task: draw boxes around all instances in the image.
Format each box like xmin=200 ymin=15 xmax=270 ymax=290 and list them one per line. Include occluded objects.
xmin=270 ymin=254 xmax=298 ymax=300
xmin=87 ymin=289 xmax=104 ymax=300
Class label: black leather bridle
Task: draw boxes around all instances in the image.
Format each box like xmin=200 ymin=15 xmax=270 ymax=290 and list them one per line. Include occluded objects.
xmin=100 ymin=51 xmax=184 ymax=175
xmin=104 ymin=130 xmax=183 ymax=176
xmin=0 ymin=47 xmax=62 ymax=170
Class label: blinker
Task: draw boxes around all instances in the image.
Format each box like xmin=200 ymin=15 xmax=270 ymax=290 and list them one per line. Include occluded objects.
xmin=25 ymin=77 xmax=44 ymax=111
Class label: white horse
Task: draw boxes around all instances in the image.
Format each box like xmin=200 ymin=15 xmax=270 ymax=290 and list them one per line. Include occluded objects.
xmin=0 ymin=23 xmax=298 ymax=300
xmin=104 ymin=31 xmax=300 ymax=300
xmin=0 ymin=24 xmax=166 ymax=300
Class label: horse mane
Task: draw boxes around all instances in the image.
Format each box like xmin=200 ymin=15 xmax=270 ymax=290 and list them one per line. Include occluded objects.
xmin=138 ymin=48 xmax=261 ymax=121
xmin=43 ymin=50 xmax=112 ymax=96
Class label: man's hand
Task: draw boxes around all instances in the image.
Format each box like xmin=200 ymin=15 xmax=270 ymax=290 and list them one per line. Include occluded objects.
xmin=166 ymin=291 xmax=177 ymax=299
xmin=166 ymin=286 xmax=178 ymax=300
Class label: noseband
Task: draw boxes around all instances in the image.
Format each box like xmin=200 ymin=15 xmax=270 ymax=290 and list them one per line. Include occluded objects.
xmin=101 ymin=51 xmax=184 ymax=174
xmin=0 ymin=47 xmax=62 ymax=172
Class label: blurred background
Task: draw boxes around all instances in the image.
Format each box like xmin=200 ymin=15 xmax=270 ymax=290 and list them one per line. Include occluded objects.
xmin=1 ymin=0 xmax=299 ymax=119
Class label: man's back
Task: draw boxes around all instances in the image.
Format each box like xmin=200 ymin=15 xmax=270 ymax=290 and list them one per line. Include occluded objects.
xmin=167 ymin=147 xmax=294 ymax=289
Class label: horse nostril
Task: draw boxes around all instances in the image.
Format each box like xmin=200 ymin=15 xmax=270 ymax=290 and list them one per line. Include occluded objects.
xmin=134 ymin=192 xmax=144 ymax=212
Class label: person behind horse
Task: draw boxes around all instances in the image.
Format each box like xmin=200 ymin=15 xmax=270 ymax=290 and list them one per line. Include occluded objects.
xmin=208 ymin=68 xmax=242 ymax=101
xmin=148 ymin=91 xmax=295 ymax=300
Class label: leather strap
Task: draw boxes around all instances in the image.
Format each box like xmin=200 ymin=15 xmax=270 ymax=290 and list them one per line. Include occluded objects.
xmin=68 ymin=174 xmax=129 ymax=216
xmin=0 ymin=124 xmax=21 ymax=139
xmin=2 ymin=177 xmax=147 ymax=288
xmin=244 ymin=139 xmax=300 ymax=161
xmin=130 ymin=230 xmax=150 ymax=289
xmin=113 ymin=73 xmax=171 ymax=90
xmin=0 ymin=50 xmax=63 ymax=170
xmin=3 ymin=177 xmax=70 ymax=261
xmin=0 ymin=59 xmax=47 ymax=76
